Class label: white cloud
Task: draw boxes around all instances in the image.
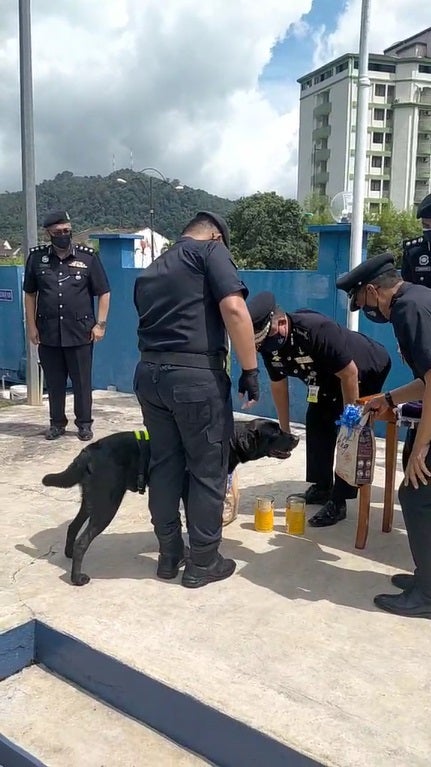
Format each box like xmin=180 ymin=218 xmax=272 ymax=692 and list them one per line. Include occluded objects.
xmin=0 ymin=0 xmax=312 ymax=199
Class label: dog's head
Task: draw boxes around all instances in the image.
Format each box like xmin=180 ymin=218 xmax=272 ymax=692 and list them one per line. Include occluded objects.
xmin=230 ymin=418 xmax=299 ymax=471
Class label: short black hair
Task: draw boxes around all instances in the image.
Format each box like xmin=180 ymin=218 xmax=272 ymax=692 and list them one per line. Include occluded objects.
xmin=182 ymin=213 xmax=220 ymax=237
xmin=370 ymin=269 xmax=401 ymax=289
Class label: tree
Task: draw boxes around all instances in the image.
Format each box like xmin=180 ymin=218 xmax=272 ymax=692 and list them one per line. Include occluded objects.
xmin=365 ymin=202 xmax=422 ymax=264
xmin=227 ymin=192 xmax=318 ymax=270
xmin=302 ymin=191 xmax=333 ymax=224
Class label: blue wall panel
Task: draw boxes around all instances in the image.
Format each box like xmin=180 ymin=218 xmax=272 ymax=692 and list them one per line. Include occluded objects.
xmin=0 ymin=266 xmax=25 ymax=380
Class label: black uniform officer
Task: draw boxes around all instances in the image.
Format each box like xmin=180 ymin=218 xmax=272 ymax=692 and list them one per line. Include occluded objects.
xmin=248 ymin=291 xmax=391 ymax=527
xmin=133 ymin=211 xmax=259 ymax=589
xmin=337 ymin=252 xmax=431 ymax=618
xmin=23 ymin=210 xmax=110 ymax=441
xmin=401 ymin=193 xmax=431 ymax=286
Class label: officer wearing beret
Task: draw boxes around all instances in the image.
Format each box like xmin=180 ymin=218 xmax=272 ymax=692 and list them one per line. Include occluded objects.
xmin=401 ymin=193 xmax=431 ymax=287
xmin=133 ymin=211 xmax=259 ymax=588
xmin=337 ymin=252 xmax=431 ymax=618
xmin=23 ymin=210 xmax=110 ymax=441
xmin=248 ymin=291 xmax=391 ymax=527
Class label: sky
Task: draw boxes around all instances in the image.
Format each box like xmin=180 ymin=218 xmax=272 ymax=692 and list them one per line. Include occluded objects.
xmin=0 ymin=0 xmax=428 ymax=200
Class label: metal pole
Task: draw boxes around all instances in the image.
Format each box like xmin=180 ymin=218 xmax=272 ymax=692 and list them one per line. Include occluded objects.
xmin=348 ymin=0 xmax=371 ymax=331
xmin=19 ymin=0 xmax=41 ymax=404
xmin=149 ymin=175 xmax=155 ymax=262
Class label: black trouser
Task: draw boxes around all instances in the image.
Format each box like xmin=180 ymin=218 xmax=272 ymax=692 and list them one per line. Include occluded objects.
xmin=398 ymin=428 xmax=431 ymax=599
xmin=133 ymin=361 xmax=233 ymax=566
xmin=306 ymin=362 xmax=391 ymax=503
xmin=38 ymin=344 xmax=93 ymax=428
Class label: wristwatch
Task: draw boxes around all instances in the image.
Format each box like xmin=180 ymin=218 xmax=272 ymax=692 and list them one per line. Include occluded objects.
xmin=96 ymin=321 xmax=107 ymax=329
xmin=384 ymin=391 xmax=395 ymax=409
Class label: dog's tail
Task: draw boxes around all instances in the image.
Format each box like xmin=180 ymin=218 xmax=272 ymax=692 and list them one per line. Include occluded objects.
xmin=42 ymin=452 xmax=90 ymax=488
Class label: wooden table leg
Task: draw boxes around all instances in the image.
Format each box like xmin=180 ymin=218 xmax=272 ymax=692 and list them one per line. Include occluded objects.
xmin=382 ymin=419 xmax=398 ymax=533
xmin=355 ymin=482 xmax=371 ymax=549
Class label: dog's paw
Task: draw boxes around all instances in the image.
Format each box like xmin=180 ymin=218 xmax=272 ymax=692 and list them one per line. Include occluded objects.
xmin=71 ymin=573 xmax=91 ymax=586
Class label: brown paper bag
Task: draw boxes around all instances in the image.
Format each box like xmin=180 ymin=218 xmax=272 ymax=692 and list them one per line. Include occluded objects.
xmin=335 ymin=413 xmax=376 ymax=487
xmin=223 ymin=470 xmax=240 ymax=526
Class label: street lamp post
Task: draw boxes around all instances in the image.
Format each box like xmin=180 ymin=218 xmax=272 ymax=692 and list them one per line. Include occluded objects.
xmin=117 ymin=168 xmax=183 ymax=262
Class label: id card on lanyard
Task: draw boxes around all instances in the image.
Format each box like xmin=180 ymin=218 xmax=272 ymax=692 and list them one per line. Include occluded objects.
xmin=307 ymin=384 xmax=320 ymax=404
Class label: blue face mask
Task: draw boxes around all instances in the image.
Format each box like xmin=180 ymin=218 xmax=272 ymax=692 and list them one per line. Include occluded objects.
xmin=362 ymin=305 xmax=388 ymax=324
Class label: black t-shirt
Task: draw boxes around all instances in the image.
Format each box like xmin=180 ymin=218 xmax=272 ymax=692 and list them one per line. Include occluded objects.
xmin=390 ymin=283 xmax=431 ymax=380
xmin=134 ymin=237 xmax=248 ymax=354
xmin=261 ymin=309 xmax=390 ymax=393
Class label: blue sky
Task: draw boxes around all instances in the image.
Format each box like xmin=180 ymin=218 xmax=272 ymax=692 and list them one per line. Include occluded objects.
xmin=260 ymin=0 xmax=347 ymax=111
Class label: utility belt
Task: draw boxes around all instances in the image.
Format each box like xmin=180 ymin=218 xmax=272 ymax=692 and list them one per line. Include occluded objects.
xmin=140 ymin=350 xmax=226 ymax=370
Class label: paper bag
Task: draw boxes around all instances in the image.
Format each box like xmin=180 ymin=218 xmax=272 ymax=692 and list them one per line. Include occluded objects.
xmin=223 ymin=470 xmax=240 ymax=526
xmin=335 ymin=413 xmax=376 ymax=487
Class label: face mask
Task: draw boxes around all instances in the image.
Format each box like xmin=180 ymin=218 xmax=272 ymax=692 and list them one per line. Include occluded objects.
xmin=261 ymin=333 xmax=287 ymax=353
xmin=362 ymin=305 xmax=388 ymax=324
xmin=423 ymin=229 xmax=431 ymax=244
xmin=50 ymin=232 xmax=72 ymax=250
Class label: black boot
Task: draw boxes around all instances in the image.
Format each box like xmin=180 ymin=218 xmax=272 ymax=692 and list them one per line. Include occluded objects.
xmin=157 ymin=544 xmax=189 ymax=580
xmin=308 ymin=499 xmax=347 ymax=528
xmin=45 ymin=425 xmax=66 ymax=441
xmin=182 ymin=553 xmax=236 ymax=589
xmin=391 ymin=573 xmax=415 ymax=591
xmin=374 ymin=587 xmax=431 ymax=618
xmin=301 ymin=484 xmax=332 ymax=505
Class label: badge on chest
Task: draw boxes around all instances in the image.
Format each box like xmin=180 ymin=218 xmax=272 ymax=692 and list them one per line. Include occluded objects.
xmin=307 ymin=385 xmax=320 ymax=403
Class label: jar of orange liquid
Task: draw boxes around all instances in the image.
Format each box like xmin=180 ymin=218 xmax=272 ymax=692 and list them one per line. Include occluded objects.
xmin=285 ymin=495 xmax=305 ymax=536
xmin=254 ymin=496 xmax=274 ymax=532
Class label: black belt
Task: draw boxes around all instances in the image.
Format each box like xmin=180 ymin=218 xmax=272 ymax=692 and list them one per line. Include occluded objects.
xmin=140 ymin=350 xmax=226 ymax=370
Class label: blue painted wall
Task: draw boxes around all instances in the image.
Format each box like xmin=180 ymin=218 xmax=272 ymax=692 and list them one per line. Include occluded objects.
xmin=0 ymin=226 xmax=414 ymax=437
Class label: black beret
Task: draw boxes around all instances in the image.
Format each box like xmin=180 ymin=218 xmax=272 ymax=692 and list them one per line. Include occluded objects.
xmin=197 ymin=210 xmax=230 ymax=249
xmin=247 ymin=291 xmax=276 ymax=345
xmin=43 ymin=210 xmax=71 ymax=228
xmin=416 ymin=193 xmax=431 ymax=220
xmin=336 ymin=253 xmax=396 ymax=311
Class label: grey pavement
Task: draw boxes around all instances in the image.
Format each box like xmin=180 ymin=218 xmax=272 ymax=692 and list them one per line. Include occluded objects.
xmin=0 ymin=391 xmax=430 ymax=767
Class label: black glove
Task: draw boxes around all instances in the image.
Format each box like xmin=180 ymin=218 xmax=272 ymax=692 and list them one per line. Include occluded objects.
xmin=238 ymin=368 xmax=259 ymax=403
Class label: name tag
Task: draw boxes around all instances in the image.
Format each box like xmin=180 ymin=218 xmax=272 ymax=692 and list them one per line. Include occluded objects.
xmin=69 ymin=260 xmax=88 ymax=268
xmin=307 ymin=385 xmax=319 ymax=404
xmin=295 ymin=356 xmax=313 ymax=364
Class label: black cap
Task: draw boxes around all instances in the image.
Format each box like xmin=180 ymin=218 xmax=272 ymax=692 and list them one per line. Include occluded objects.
xmin=416 ymin=193 xmax=431 ymax=220
xmin=43 ymin=210 xmax=71 ymax=228
xmin=247 ymin=291 xmax=276 ymax=345
xmin=197 ymin=210 xmax=230 ymax=249
xmin=336 ymin=253 xmax=396 ymax=311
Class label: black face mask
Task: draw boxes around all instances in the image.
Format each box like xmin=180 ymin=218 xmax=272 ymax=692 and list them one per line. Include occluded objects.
xmin=261 ymin=333 xmax=287 ymax=353
xmin=50 ymin=232 xmax=72 ymax=250
xmin=362 ymin=305 xmax=388 ymax=324
xmin=423 ymin=229 xmax=431 ymax=244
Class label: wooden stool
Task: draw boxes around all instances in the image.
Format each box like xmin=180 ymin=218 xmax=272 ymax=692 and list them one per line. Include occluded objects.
xmin=354 ymin=396 xmax=399 ymax=549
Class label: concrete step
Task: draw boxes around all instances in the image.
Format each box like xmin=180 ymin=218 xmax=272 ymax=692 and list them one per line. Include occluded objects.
xmin=0 ymin=665 xmax=208 ymax=767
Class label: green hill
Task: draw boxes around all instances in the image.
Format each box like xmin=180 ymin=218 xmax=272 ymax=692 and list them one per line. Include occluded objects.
xmin=0 ymin=170 xmax=235 ymax=247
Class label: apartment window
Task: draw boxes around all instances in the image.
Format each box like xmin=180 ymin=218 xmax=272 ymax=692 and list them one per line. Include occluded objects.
xmin=335 ymin=61 xmax=349 ymax=73
xmin=372 ymin=132 xmax=384 ymax=144
xmin=385 ymin=133 xmax=392 ymax=145
xmin=384 ymin=156 xmax=391 ymax=170
xmin=371 ymin=179 xmax=381 ymax=192
xmin=374 ymin=108 xmax=385 ymax=121
xmin=319 ymin=90 xmax=330 ymax=103
xmin=375 ymin=84 xmax=386 ymax=97
xmin=369 ymin=202 xmax=380 ymax=212
xmin=386 ymin=109 xmax=393 ymax=122
xmin=387 ymin=85 xmax=395 ymax=102
xmin=383 ymin=180 xmax=390 ymax=192
xmin=419 ymin=65 xmax=431 ymax=74
xmin=371 ymin=156 xmax=383 ymax=168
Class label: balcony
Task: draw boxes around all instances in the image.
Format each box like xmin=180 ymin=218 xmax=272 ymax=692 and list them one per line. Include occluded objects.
xmin=417 ymin=140 xmax=431 ymax=155
xmin=418 ymin=117 xmax=431 ymax=132
xmin=314 ymin=148 xmax=330 ymax=162
xmin=312 ymin=171 xmax=330 ymax=185
xmin=312 ymin=126 xmax=331 ymax=141
xmin=313 ymin=102 xmax=331 ymax=118
xmin=416 ymin=165 xmax=431 ymax=181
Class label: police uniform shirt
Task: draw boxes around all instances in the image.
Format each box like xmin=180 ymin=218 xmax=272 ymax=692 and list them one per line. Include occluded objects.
xmin=260 ymin=309 xmax=389 ymax=397
xmin=390 ymin=283 xmax=431 ymax=380
xmin=23 ymin=244 xmax=110 ymax=347
xmin=401 ymin=236 xmax=431 ymax=286
xmin=134 ymin=238 xmax=248 ymax=354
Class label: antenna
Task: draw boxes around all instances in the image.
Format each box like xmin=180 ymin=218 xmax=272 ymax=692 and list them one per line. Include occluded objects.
xmin=130 ymin=149 xmax=134 ymax=171
xmin=112 ymin=153 xmax=116 ymax=172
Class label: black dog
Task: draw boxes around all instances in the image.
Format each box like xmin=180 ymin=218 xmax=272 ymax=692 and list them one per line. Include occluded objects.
xmin=42 ymin=419 xmax=299 ymax=586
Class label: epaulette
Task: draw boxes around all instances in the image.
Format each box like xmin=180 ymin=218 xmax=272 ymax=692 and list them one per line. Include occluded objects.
xmin=403 ymin=236 xmax=423 ymax=249
xmin=29 ymin=244 xmax=49 ymax=253
xmin=76 ymin=244 xmax=94 ymax=255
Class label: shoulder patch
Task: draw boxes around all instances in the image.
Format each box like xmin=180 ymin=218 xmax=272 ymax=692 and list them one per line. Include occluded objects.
xmin=76 ymin=244 xmax=94 ymax=254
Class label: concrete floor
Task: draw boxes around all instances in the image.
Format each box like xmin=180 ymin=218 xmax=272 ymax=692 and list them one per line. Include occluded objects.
xmin=1 ymin=391 xmax=430 ymax=767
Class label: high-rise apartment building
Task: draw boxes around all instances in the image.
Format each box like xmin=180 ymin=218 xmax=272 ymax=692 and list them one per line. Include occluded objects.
xmin=297 ymin=28 xmax=431 ymax=212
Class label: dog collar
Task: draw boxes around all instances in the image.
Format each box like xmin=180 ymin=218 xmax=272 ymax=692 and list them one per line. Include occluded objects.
xmin=134 ymin=428 xmax=149 ymax=441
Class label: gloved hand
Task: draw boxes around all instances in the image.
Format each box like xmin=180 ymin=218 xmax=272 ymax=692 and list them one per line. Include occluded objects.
xmin=238 ymin=368 xmax=259 ymax=406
